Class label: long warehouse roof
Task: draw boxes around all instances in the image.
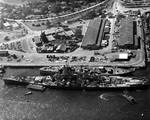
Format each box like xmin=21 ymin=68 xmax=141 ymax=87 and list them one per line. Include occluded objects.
xmin=82 ymin=18 xmax=102 ymax=46
xmin=119 ymin=17 xmax=134 ymax=46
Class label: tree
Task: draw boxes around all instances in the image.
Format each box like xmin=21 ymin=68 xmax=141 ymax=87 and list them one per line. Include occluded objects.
xmin=50 ymin=4 xmax=62 ymax=14
xmin=116 ymin=13 xmax=125 ymax=22
xmin=4 ymin=36 xmax=10 ymax=41
xmin=71 ymin=2 xmax=81 ymax=8
xmin=0 ymin=16 xmax=5 ymax=30
xmin=23 ymin=7 xmax=32 ymax=16
xmin=97 ymin=7 xmax=104 ymax=15
xmin=0 ymin=21 xmax=3 ymax=30
xmin=65 ymin=0 xmax=71 ymax=5
xmin=75 ymin=28 xmax=83 ymax=40
xmin=46 ymin=20 xmax=51 ymax=28
xmin=101 ymin=14 xmax=106 ymax=18
xmin=63 ymin=6 xmax=71 ymax=12
xmin=41 ymin=5 xmax=49 ymax=15
xmin=86 ymin=0 xmax=96 ymax=3
xmin=82 ymin=10 xmax=97 ymax=20
xmin=46 ymin=0 xmax=56 ymax=2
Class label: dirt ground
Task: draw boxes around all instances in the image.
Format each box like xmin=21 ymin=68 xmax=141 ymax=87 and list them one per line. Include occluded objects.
xmin=0 ymin=29 xmax=27 ymax=43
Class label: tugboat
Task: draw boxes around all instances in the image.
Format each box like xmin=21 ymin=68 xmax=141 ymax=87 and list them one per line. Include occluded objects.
xmin=40 ymin=65 xmax=135 ymax=76
xmin=122 ymin=91 xmax=136 ymax=104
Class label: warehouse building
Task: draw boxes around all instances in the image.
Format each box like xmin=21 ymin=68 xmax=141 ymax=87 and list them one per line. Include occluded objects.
xmin=81 ymin=18 xmax=106 ymax=50
xmin=118 ymin=17 xmax=140 ymax=49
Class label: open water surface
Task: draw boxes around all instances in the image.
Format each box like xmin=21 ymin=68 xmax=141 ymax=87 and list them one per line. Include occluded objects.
xmin=0 ymin=65 xmax=150 ymax=120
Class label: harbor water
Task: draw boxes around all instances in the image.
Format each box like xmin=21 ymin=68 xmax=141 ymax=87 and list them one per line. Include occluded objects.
xmin=0 ymin=65 xmax=150 ymax=120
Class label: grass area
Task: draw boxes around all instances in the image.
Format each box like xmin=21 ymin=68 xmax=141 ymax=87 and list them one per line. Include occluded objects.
xmin=23 ymin=21 xmax=48 ymax=31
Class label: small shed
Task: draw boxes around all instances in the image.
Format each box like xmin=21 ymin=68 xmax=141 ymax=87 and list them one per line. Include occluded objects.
xmin=64 ymin=30 xmax=74 ymax=36
xmin=3 ymin=22 xmax=12 ymax=30
xmin=11 ymin=22 xmax=20 ymax=30
xmin=111 ymin=53 xmax=129 ymax=60
xmin=119 ymin=53 xmax=128 ymax=59
xmin=46 ymin=35 xmax=55 ymax=41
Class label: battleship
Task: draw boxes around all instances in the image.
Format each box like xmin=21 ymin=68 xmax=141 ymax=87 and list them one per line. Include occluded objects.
xmin=2 ymin=74 xmax=149 ymax=90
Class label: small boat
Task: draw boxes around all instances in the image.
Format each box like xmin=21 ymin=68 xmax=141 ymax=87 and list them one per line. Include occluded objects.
xmin=40 ymin=66 xmax=135 ymax=76
xmin=25 ymin=91 xmax=32 ymax=96
xmin=128 ymin=96 xmax=136 ymax=104
xmin=27 ymin=84 xmax=46 ymax=91
xmin=123 ymin=94 xmax=136 ymax=104
xmin=2 ymin=75 xmax=149 ymax=91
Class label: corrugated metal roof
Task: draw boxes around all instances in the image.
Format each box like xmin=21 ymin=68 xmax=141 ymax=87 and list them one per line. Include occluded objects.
xmin=97 ymin=19 xmax=106 ymax=47
xmin=3 ymin=22 xmax=11 ymax=27
xmin=46 ymin=35 xmax=55 ymax=41
xmin=11 ymin=22 xmax=19 ymax=28
xmin=65 ymin=30 xmax=74 ymax=36
xmin=119 ymin=17 xmax=134 ymax=46
xmin=82 ymin=18 xmax=102 ymax=46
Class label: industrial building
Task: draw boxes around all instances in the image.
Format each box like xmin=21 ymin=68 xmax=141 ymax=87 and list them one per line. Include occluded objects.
xmin=81 ymin=18 xmax=106 ymax=50
xmin=118 ymin=17 xmax=140 ymax=49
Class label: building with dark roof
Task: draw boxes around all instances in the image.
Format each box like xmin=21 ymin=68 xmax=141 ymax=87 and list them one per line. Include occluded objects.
xmin=97 ymin=19 xmax=106 ymax=48
xmin=81 ymin=18 xmax=106 ymax=50
xmin=118 ymin=17 xmax=140 ymax=49
xmin=81 ymin=18 xmax=101 ymax=50
xmin=134 ymin=35 xmax=140 ymax=49
xmin=40 ymin=32 xmax=49 ymax=44
xmin=119 ymin=17 xmax=133 ymax=48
